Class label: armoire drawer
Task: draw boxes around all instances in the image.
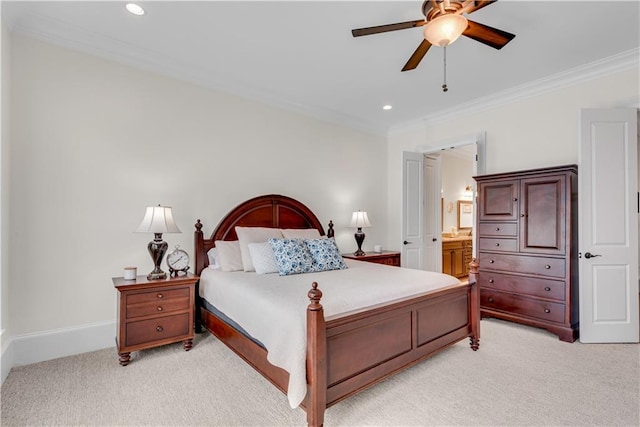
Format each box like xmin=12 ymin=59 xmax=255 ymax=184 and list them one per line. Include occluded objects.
xmin=478 ymin=237 xmax=518 ymax=253
xmin=478 ymin=222 xmax=518 ymax=237
xmin=481 ymin=290 xmax=565 ymax=324
xmin=479 ymin=253 xmax=566 ymax=278
xmin=478 ymin=272 xmax=565 ymax=301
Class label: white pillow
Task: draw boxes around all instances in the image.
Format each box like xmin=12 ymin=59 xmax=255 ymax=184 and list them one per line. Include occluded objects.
xmin=207 ymin=247 xmax=220 ymax=269
xmin=235 ymin=226 xmax=283 ymax=272
xmin=214 ymin=240 xmax=243 ymax=272
xmin=281 ymin=228 xmax=321 ymax=239
xmin=247 ymin=242 xmax=279 ymax=274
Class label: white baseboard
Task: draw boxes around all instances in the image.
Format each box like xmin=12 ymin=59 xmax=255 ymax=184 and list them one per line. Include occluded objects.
xmin=1 ymin=328 xmax=12 ymax=384
xmin=6 ymin=320 xmax=116 ymax=373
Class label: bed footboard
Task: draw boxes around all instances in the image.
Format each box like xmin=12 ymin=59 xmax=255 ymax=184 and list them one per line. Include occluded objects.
xmin=304 ymin=260 xmax=480 ymax=427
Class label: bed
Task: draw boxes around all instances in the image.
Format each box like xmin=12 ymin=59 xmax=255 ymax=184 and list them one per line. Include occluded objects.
xmin=194 ymin=194 xmax=480 ymax=426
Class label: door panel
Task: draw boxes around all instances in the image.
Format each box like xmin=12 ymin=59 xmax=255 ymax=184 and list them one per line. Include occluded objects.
xmin=579 ymin=108 xmax=639 ymax=343
xmin=402 ymin=152 xmax=424 ymax=269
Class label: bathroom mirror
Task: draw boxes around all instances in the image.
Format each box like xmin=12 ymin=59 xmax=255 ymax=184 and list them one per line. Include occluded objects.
xmin=457 ymin=200 xmax=473 ymax=229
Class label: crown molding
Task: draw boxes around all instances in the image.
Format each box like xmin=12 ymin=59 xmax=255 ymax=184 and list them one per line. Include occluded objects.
xmin=7 ymin=11 xmax=637 ymax=138
xmin=389 ymin=48 xmax=640 ymax=135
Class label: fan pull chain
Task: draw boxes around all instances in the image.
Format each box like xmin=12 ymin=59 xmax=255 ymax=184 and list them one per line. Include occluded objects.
xmin=442 ymin=46 xmax=448 ymax=92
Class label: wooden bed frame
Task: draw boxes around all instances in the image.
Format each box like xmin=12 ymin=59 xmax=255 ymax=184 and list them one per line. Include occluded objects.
xmin=194 ymin=194 xmax=480 ymax=426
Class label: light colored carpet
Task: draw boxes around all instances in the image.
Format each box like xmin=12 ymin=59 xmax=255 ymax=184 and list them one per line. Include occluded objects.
xmin=1 ymin=318 xmax=639 ymax=426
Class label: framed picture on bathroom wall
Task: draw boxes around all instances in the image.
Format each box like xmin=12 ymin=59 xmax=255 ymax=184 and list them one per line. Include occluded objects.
xmin=457 ymin=200 xmax=473 ymax=229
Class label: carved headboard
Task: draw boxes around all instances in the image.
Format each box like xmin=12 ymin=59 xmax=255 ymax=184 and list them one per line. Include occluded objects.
xmin=194 ymin=194 xmax=333 ymax=276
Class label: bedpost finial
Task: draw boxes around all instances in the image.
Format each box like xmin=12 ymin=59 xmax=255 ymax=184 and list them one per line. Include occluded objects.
xmin=195 ymin=219 xmax=203 ymax=232
xmin=308 ymin=282 xmax=323 ymax=310
xmin=469 ymin=258 xmax=479 ymax=274
xmin=327 ymin=220 xmax=335 ymax=238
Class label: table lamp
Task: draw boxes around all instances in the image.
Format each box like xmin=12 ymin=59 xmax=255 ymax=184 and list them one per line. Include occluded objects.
xmin=350 ymin=211 xmax=371 ymax=256
xmin=135 ymin=205 xmax=181 ymax=280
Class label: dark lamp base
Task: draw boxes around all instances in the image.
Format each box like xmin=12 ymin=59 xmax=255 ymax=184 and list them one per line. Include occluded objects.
xmin=354 ymin=228 xmax=366 ymax=257
xmin=146 ymin=233 xmax=168 ymax=281
xmin=147 ymin=270 xmax=167 ymax=281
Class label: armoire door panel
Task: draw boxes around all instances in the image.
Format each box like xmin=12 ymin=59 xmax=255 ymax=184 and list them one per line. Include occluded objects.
xmin=519 ymin=175 xmax=566 ymax=255
xmin=479 ymin=180 xmax=519 ymax=221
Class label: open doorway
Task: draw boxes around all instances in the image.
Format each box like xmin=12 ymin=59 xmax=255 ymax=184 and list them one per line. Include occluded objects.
xmin=402 ymin=133 xmax=484 ymax=272
xmin=439 ymin=146 xmax=475 ymax=281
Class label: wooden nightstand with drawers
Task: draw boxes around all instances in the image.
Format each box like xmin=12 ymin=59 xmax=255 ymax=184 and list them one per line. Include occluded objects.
xmin=113 ymin=273 xmax=198 ymax=366
xmin=342 ymin=251 xmax=401 ymax=267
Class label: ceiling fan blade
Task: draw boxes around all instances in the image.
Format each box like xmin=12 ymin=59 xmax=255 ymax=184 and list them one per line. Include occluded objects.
xmin=352 ymin=19 xmax=425 ymax=37
xmin=465 ymin=0 xmax=498 ymax=14
xmin=402 ymin=39 xmax=433 ymax=72
xmin=462 ymin=19 xmax=515 ymax=49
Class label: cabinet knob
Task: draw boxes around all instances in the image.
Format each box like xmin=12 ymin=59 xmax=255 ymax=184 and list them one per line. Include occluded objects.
xmin=488 ymin=279 xmax=494 ymax=283
xmin=520 ymin=214 xmax=525 ymax=217
xmin=495 ymin=227 xmax=500 ymax=231
xmin=544 ymin=309 xmax=551 ymax=314
xmin=489 ymin=259 xmax=495 ymax=264
xmin=544 ymin=265 xmax=551 ymax=269
xmin=156 ymin=325 xmax=164 ymax=333
xmin=157 ymin=306 xmax=163 ymax=312
xmin=157 ymin=293 xmax=164 ymax=299
xmin=513 ymin=198 xmax=518 ymax=202
xmin=495 ymin=243 xmax=500 ymax=247
xmin=488 ymin=297 xmax=494 ymax=303
xmin=544 ymin=286 xmax=551 ymax=291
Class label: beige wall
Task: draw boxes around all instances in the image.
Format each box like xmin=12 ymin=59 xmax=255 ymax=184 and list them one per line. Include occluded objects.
xmin=8 ymin=34 xmax=387 ymax=336
xmin=386 ymin=67 xmax=639 ymax=251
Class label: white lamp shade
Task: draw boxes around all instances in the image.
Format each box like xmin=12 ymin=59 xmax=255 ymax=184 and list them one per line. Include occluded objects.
xmin=135 ymin=205 xmax=181 ymax=234
xmin=423 ymin=14 xmax=468 ymax=47
xmin=350 ymin=211 xmax=372 ymax=228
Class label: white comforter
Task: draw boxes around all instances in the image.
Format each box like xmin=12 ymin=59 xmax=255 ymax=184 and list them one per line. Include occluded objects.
xmin=199 ymin=258 xmax=460 ymax=408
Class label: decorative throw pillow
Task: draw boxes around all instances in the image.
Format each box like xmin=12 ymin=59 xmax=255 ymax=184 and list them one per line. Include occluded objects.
xmin=215 ymin=240 xmax=243 ymax=272
xmin=305 ymin=237 xmax=348 ymax=272
xmin=281 ymin=228 xmax=322 ymax=239
xmin=248 ymin=242 xmax=279 ymax=275
xmin=268 ymin=238 xmax=315 ymax=276
xmin=235 ymin=227 xmax=284 ymax=272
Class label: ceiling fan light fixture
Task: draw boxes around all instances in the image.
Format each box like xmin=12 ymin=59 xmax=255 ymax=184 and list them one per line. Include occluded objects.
xmin=423 ymin=14 xmax=468 ymax=47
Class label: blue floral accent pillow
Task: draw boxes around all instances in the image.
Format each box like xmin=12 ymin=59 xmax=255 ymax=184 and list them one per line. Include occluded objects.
xmin=268 ymin=238 xmax=315 ymax=276
xmin=305 ymin=238 xmax=348 ymax=272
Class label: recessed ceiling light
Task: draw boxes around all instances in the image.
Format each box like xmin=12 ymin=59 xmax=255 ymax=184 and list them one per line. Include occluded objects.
xmin=382 ymin=105 xmax=392 ymax=110
xmin=126 ymin=3 xmax=145 ymax=16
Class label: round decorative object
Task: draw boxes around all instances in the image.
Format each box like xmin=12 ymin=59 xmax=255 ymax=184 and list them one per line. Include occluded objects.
xmin=166 ymin=245 xmax=190 ymax=276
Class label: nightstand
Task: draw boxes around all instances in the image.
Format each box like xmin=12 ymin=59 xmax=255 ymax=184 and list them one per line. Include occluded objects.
xmin=113 ymin=273 xmax=198 ymax=366
xmin=342 ymin=250 xmax=401 ymax=267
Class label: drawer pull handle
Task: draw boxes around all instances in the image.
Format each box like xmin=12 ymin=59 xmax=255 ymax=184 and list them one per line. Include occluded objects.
xmin=544 ymin=309 xmax=551 ymax=314
xmin=544 ymin=265 xmax=551 ymax=269
xmin=495 ymin=243 xmax=500 ymax=247
xmin=489 ymin=260 xmax=495 ymax=264
xmin=488 ymin=297 xmax=494 ymax=303
xmin=489 ymin=279 xmax=494 ymax=283
xmin=156 ymin=326 xmax=164 ymax=333
xmin=157 ymin=293 xmax=164 ymax=299
xmin=544 ymin=286 xmax=551 ymax=291
xmin=157 ymin=306 xmax=163 ymax=312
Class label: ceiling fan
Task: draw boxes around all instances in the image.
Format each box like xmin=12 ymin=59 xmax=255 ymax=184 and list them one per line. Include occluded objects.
xmin=352 ymin=0 xmax=515 ymax=72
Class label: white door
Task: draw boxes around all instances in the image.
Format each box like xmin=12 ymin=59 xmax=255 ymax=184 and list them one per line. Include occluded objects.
xmin=424 ymin=155 xmax=442 ymax=272
xmin=402 ymin=151 xmax=424 ymax=269
xmin=579 ymin=108 xmax=639 ymax=343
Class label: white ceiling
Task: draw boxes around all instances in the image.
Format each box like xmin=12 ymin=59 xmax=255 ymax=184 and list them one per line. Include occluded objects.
xmin=3 ymin=1 xmax=639 ymax=135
